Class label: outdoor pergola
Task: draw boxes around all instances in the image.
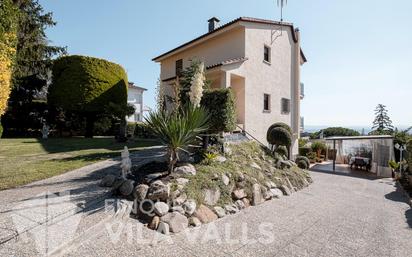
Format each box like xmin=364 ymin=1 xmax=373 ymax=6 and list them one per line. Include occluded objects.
xmin=325 ymin=135 xmax=394 ymax=177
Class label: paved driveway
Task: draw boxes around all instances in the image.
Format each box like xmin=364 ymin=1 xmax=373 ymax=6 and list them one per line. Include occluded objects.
xmin=1 ymin=166 xmax=411 ymax=257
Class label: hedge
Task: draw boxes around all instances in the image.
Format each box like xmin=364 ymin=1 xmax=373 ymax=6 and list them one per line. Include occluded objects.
xmin=299 ymin=147 xmax=312 ymax=157
xmin=266 ymin=122 xmax=292 ymax=143
xmin=133 ymin=122 xmax=156 ymax=139
xmin=48 ymin=55 xmax=128 ymax=113
xmin=200 ymin=88 xmax=236 ymax=133
xmin=267 ymin=127 xmax=292 ymax=147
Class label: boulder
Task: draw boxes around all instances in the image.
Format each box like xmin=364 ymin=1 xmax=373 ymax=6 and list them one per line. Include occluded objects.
xmin=224 ymin=204 xmax=238 ymax=214
xmin=222 ymin=174 xmax=230 ymax=186
xmin=188 ymin=217 xmax=202 ymax=227
xmin=235 ymin=200 xmax=246 ymax=210
xmin=100 ymin=175 xmax=116 ymax=187
xmin=176 ymin=178 xmax=189 ymax=186
xmin=174 ymin=164 xmax=196 ymax=176
xmin=154 ymin=202 xmax=169 ymax=216
xmin=252 ymin=184 xmax=265 ymax=206
xmin=242 ymin=198 xmax=251 ymax=208
xmin=213 ymin=206 xmax=226 ymax=218
xmin=160 ymin=212 xmax=188 ymax=233
xmin=193 ymin=205 xmax=218 ymax=224
xmin=170 ymin=206 xmax=185 ymax=215
xmin=270 ymin=188 xmax=284 ymax=198
xmin=146 ymin=180 xmax=170 ymax=201
xmin=232 ymin=189 xmax=247 ymax=200
xmin=133 ymin=184 xmax=149 ymax=201
xmin=157 ymin=222 xmax=170 ymax=235
xmin=262 ymin=187 xmax=272 ymax=200
xmin=119 ymin=180 xmax=134 ymax=196
xmin=174 ymin=193 xmax=187 ymax=206
xmin=203 ymin=188 xmax=221 ymax=206
xmin=215 ymin=156 xmax=227 ymax=163
xmin=182 ymin=199 xmax=196 ymax=216
xmin=148 ymin=216 xmax=160 ymax=230
xmin=265 ymin=181 xmax=277 ymax=189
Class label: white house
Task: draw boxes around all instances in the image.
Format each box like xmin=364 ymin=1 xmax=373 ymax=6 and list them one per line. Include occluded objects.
xmin=153 ymin=17 xmax=306 ymax=156
xmin=127 ymin=82 xmax=147 ymax=122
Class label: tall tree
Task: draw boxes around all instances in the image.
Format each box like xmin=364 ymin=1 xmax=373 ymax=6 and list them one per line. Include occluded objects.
xmin=0 ymin=0 xmax=19 ymax=116
xmin=2 ymin=0 xmax=66 ymax=136
xmin=370 ymin=104 xmax=394 ymax=135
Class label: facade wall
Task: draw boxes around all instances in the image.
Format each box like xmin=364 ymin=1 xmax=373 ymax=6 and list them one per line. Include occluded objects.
xmin=243 ymin=23 xmax=300 ymax=155
xmin=127 ymin=88 xmax=145 ymax=122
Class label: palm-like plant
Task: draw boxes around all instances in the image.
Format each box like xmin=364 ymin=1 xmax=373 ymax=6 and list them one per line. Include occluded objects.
xmin=145 ymin=105 xmax=210 ymax=174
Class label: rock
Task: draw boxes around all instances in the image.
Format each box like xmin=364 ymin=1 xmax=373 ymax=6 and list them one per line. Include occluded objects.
xmin=193 ymin=205 xmax=218 ymax=224
xmin=157 ymin=222 xmax=170 ymax=235
xmin=176 ymin=178 xmax=189 ymax=186
xmin=188 ymin=217 xmax=202 ymax=227
xmin=170 ymin=206 xmax=185 ymax=215
xmin=133 ymin=184 xmax=149 ymax=201
xmin=280 ymin=185 xmax=291 ymax=196
xmin=265 ymin=181 xmax=277 ymax=189
xmin=145 ymin=172 xmax=164 ymax=182
xmin=174 ymin=193 xmax=187 ymax=206
xmin=182 ymin=199 xmax=196 ymax=216
xmin=235 ymin=200 xmax=246 ymax=210
xmin=222 ymin=175 xmax=230 ymax=186
xmin=160 ymin=212 xmax=188 ymax=233
xmin=100 ymin=175 xmax=116 ymax=187
xmin=213 ymin=206 xmax=226 ymax=218
xmin=224 ymin=204 xmax=238 ymax=214
xmin=270 ymin=188 xmax=284 ymax=198
xmin=235 ymin=172 xmax=245 ymax=182
xmin=119 ymin=180 xmax=134 ymax=196
xmin=250 ymin=162 xmax=262 ymax=170
xmin=215 ymin=156 xmax=227 ymax=163
xmin=170 ymin=189 xmax=181 ymax=200
xmin=223 ymin=146 xmax=232 ymax=156
xmin=236 ymin=181 xmax=246 ymax=189
xmin=252 ymin=184 xmax=265 ymax=206
xmin=242 ymin=198 xmax=251 ymax=208
xmin=232 ymin=189 xmax=247 ymax=200
xmin=112 ymin=177 xmax=126 ymax=190
xmin=154 ymin=202 xmax=169 ymax=216
xmin=203 ymin=188 xmax=221 ymax=206
xmin=149 ymin=216 xmax=160 ymax=230
xmin=147 ymin=180 xmax=170 ymax=201
xmin=262 ymin=187 xmax=272 ymax=200
xmin=174 ymin=164 xmax=196 ymax=176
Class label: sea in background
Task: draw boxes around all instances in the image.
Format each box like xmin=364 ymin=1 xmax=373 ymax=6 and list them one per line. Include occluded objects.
xmin=304 ymin=125 xmax=410 ymax=134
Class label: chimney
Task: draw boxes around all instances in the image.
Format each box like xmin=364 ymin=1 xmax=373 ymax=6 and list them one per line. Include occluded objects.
xmin=208 ymin=17 xmax=220 ymax=32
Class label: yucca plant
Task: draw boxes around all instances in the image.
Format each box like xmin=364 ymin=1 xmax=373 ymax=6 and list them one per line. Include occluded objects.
xmin=145 ymin=105 xmax=210 ymax=174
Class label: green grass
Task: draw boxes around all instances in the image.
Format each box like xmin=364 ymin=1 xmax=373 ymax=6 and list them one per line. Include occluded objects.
xmin=0 ymin=137 xmax=159 ymax=190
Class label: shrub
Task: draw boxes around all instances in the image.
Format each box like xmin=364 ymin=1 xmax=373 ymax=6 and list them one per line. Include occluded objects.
xmin=275 ymin=145 xmax=288 ymax=157
xmin=310 ymin=127 xmax=360 ymax=139
xmin=267 ymin=122 xmax=292 ymax=142
xmin=126 ymin=122 xmax=136 ymax=137
xmin=408 ymin=140 xmax=412 ymax=172
xmin=200 ymin=88 xmax=236 ymax=133
xmin=299 ymin=147 xmax=312 ymax=157
xmin=48 ymin=55 xmax=128 ymax=138
xmin=297 ymin=160 xmax=308 ymax=169
xmin=134 ymin=122 xmax=156 ymax=139
xmin=0 ymin=121 xmax=3 ymax=138
xmin=267 ymin=127 xmax=292 ymax=148
xmin=311 ymin=141 xmax=327 ymax=158
xmin=295 ymin=156 xmax=310 ymax=169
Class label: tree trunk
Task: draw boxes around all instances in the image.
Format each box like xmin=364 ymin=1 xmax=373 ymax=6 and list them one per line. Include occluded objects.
xmin=85 ymin=114 xmax=95 ymax=138
xmin=168 ymin=149 xmax=177 ymax=175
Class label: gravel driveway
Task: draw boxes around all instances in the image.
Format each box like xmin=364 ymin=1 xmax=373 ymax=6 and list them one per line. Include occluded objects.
xmin=1 ymin=165 xmax=411 ymax=257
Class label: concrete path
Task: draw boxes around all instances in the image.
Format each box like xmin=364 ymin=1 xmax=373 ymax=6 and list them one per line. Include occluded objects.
xmin=1 ymin=161 xmax=411 ymax=256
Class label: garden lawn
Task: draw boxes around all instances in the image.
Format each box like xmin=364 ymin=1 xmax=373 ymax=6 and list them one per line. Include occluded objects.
xmin=0 ymin=137 xmax=159 ymax=190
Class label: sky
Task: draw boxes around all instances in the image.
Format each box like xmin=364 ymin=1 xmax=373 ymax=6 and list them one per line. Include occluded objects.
xmin=39 ymin=0 xmax=412 ymax=128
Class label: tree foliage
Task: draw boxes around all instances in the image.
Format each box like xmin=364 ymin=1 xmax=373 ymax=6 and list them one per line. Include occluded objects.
xmin=0 ymin=0 xmax=18 ymax=116
xmin=267 ymin=126 xmax=292 ymax=148
xmin=369 ymin=104 xmax=394 ymax=135
xmin=266 ymin=122 xmax=292 ymax=142
xmin=310 ymin=127 xmax=360 ymax=139
xmin=48 ymin=55 xmax=128 ymax=137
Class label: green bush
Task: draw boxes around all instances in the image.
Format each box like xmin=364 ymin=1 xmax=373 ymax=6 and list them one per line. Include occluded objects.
xmin=310 ymin=127 xmax=360 ymax=139
xmin=0 ymin=121 xmax=3 ymax=138
xmin=48 ymin=55 xmax=128 ymax=137
xmin=311 ymin=141 xmax=327 ymax=158
xmin=407 ymin=140 xmax=412 ymax=172
xmin=200 ymin=88 xmax=236 ymax=133
xmin=295 ymin=156 xmax=310 ymax=169
xmin=275 ymin=145 xmax=288 ymax=157
xmin=267 ymin=122 xmax=292 ymax=142
xmin=94 ymin=116 xmax=113 ymax=135
xmin=126 ymin=122 xmax=136 ymax=137
xmin=267 ymin=127 xmax=292 ymax=147
xmin=299 ymin=147 xmax=312 ymax=157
